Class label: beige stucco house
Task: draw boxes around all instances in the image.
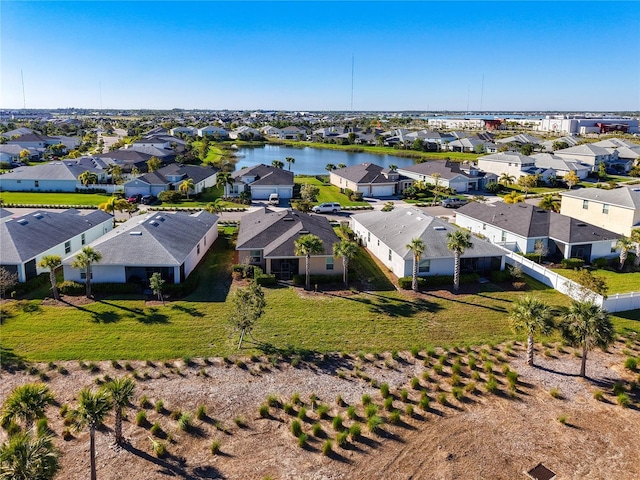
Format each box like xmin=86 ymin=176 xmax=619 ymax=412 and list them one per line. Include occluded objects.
xmin=559 ymin=186 xmax=640 ymax=236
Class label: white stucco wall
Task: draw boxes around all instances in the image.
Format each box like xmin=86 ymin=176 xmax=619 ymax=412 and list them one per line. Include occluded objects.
xmin=0 ymin=178 xmax=78 ymax=192
xmin=182 ymin=222 xmax=219 ymax=280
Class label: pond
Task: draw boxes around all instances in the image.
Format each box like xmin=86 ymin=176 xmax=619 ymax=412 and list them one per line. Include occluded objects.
xmin=234 ymin=145 xmax=417 ymax=175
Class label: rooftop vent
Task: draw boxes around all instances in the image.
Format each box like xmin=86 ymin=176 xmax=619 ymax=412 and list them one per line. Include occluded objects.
xmin=33 ymin=213 xmax=43 ymax=219
xmin=283 ymin=217 xmax=295 ymax=222
xmin=129 ymin=231 xmax=142 ymax=236
xmin=434 ymin=226 xmax=446 ymax=231
xmin=149 ymin=221 xmax=159 ymax=227
xmin=155 ymin=216 xmax=165 ymax=222
xmin=299 ymin=230 xmax=310 ymax=234
xmin=17 ymin=218 xmax=28 ymax=225
xmin=577 ymin=223 xmax=587 ymax=227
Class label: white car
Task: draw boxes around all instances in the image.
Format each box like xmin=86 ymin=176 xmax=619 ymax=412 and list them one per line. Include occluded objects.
xmin=312 ymin=202 xmax=341 ymax=213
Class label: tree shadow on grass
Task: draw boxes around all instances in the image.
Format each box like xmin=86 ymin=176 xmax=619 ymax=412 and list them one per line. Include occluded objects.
xmin=91 ymin=310 xmax=121 ymax=324
xmin=0 ymin=345 xmax=28 ymax=372
xmin=171 ymin=304 xmax=204 ymax=317
xmin=138 ymin=309 xmax=169 ymax=324
xmin=97 ymin=300 xmax=145 ymax=316
xmin=363 ymin=292 xmax=443 ymax=317
xmin=424 ymin=291 xmax=509 ymax=314
xmin=123 ymin=443 xmax=226 ymax=480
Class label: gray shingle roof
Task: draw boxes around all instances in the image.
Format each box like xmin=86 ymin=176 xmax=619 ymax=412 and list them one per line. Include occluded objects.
xmin=62 ymin=211 xmax=218 ymax=267
xmin=1 ymin=210 xmax=113 ymax=264
xmin=399 ymin=160 xmax=474 ymax=181
xmin=133 ymin=164 xmax=218 ymax=186
xmin=0 ymin=162 xmax=101 ymax=181
xmin=560 ymin=186 xmax=640 ymax=210
xmin=352 ymin=207 xmax=504 ymax=260
xmin=237 ymin=208 xmax=338 ymax=257
xmin=555 ymin=144 xmax=611 ymax=157
xmin=478 ymin=152 xmax=534 ymax=164
xmin=333 ymin=163 xmax=396 ymax=184
xmin=233 ymin=164 xmax=294 ymax=186
xmin=456 ymin=202 xmax=619 ymax=243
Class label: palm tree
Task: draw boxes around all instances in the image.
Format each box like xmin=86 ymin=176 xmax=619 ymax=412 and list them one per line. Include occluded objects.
xmin=337 ymin=163 xmax=347 ymax=169
xmin=388 ymin=164 xmax=398 ymax=172
xmin=179 ymin=178 xmax=195 ymax=199
xmin=406 ymin=238 xmax=425 ymax=292
xmin=503 ymin=191 xmax=525 ymax=204
xmin=71 ymin=247 xmax=102 ymax=298
xmin=285 ymin=156 xmax=295 ymax=171
xmin=205 ymin=198 xmax=224 ymax=215
xmin=447 ymin=230 xmax=473 ymax=291
xmin=271 ymin=159 xmax=284 ymax=169
xmin=216 ymin=172 xmax=233 ymax=196
xmin=631 ymin=228 xmax=640 ymax=267
xmin=78 ymin=171 xmax=98 ymax=188
xmin=1 ymin=383 xmax=55 ymax=431
xmin=616 ymin=236 xmax=633 ymax=271
xmin=104 ymin=378 xmax=135 ymax=446
xmin=431 ymin=173 xmax=442 ymax=205
xmin=563 ymin=171 xmax=580 ymax=189
xmin=499 ymin=172 xmax=515 ymax=187
xmin=37 ymin=255 xmax=62 ymax=301
xmin=538 ymin=194 xmax=560 ymax=213
xmin=0 ymin=432 xmax=60 ymax=480
xmin=333 ymin=240 xmax=358 ymax=289
xmin=98 ymin=196 xmax=118 ymax=214
xmin=73 ymin=388 xmax=112 ymax=480
xmin=509 ymin=296 xmax=554 ymax=366
xmin=294 ymin=234 xmax=324 ymax=290
xmin=560 ymin=301 xmax=615 ymax=377
xmin=325 ymin=163 xmax=336 ymax=172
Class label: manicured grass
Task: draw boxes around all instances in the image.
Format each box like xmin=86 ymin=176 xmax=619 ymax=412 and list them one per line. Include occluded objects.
xmin=2 ymin=240 xmax=637 ymax=362
xmin=0 ymin=191 xmax=111 ymax=206
xmin=294 ymin=176 xmax=369 ymax=206
xmin=157 ymin=186 xmax=245 ymax=210
xmin=553 ymin=268 xmax=640 ymax=294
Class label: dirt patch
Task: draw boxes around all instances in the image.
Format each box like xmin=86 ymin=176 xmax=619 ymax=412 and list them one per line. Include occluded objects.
xmin=41 ymin=295 xmax=95 ymax=307
xmin=1 ymin=338 xmax=639 ymax=480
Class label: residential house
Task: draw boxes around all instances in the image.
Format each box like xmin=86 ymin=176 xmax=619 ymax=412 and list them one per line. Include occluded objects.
xmin=0 ymin=145 xmax=32 ymax=163
xmin=554 ymin=144 xmax=615 ymax=170
xmin=330 ymin=163 xmax=401 ymax=197
xmin=455 ymin=202 xmax=619 ymax=262
xmin=540 ymin=136 xmax=580 ymax=152
xmin=197 ymin=126 xmax=228 ymax=138
xmin=560 ymin=186 xmax=640 ymax=236
xmin=95 ymin=150 xmax=154 ymax=173
xmin=476 ymin=152 xmax=537 ymax=179
xmin=1 ymin=209 xmax=113 ymax=282
xmin=124 ymin=164 xmax=218 ymax=197
xmin=350 ymin=207 xmax=505 ymax=279
xmin=0 ymin=161 xmax=108 ymax=192
xmin=229 ymin=126 xmax=261 ymax=140
xmin=236 ymin=207 xmax=342 ymax=280
xmin=446 ymin=137 xmax=497 ymax=153
xmin=260 ymin=126 xmax=282 ymax=138
xmin=397 ymin=160 xmax=494 ymax=193
xmin=495 ymin=134 xmax=544 ymax=147
xmin=7 ymin=132 xmax=56 ymax=150
xmin=62 ymin=210 xmax=218 ymax=285
xmin=228 ymin=164 xmax=294 ymax=200
xmin=530 ymin=153 xmax=591 ymax=180
xmin=1 ymin=127 xmax=33 ymax=138
xmin=278 ymin=126 xmax=307 ymax=140
xmin=170 ymin=127 xmax=198 ymax=136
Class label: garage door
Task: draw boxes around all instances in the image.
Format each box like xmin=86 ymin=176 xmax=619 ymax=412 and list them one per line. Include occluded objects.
xmin=252 ymin=187 xmax=276 ymax=200
xmin=372 ymin=185 xmax=395 ymax=197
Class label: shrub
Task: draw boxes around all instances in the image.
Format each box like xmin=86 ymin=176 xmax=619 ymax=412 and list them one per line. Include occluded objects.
xmin=196 ymin=404 xmax=207 ymax=421
xmin=451 ymin=387 xmax=464 ymax=401
xmin=384 ymin=397 xmax=394 ymax=411
xmin=365 ymin=404 xmax=378 ymax=418
xmin=367 ymin=415 xmax=383 ymax=434
xmin=380 ymin=383 xmax=390 ymax=398
xmin=346 ymin=405 xmax=357 ymax=420
xmin=557 ymin=415 xmax=567 ymax=425
xmin=36 ymin=418 xmax=50 ymax=437
xmin=400 ymin=388 xmax=409 ymax=402
xmin=151 ymin=439 xmax=167 ymax=458
xmin=613 ymin=382 xmax=626 ymax=396
xmin=297 ymin=407 xmax=307 ymax=420
xmin=298 ymin=433 xmax=308 ymax=448
xmin=419 ymin=393 xmax=430 ymax=410
xmin=316 ymin=404 xmax=329 ymax=419
xmin=349 ymin=422 xmax=362 ymax=439
xmin=312 ymin=422 xmax=323 ymax=437
xmin=266 ymin=394 xmax=280 ymax=408
xmin=361 ymin=394 xmax=372 ymax=406
xmin=624 ymin=357 xmax=638 ymax=372
xmin=291 ymin=420 xmax=303 ymax=437
xmin=485 ymin=377 xmax=498 ymax=394
xmin=136 ymin=410 xmax=147 ymax=426
xmin=332 ymin=414 xmax=344 ymax=431
xmin=169 ymin=409 xmax=182 ymax=420
xmin=177 ymin=412 xmax=192 ymax=432
xmin=58 ymin=280 xmax=85 ymax=296
xmin=388 ymin=410 xmax=401 ymax=424
xmin=617 ymin=393 xmax=630 ymax=408
xmin=405 ymin=404 xmax=414 ymax=417
xmin=150 ymin=422 xmax=162 ymax=437
xmin=291 ymin=392 xmax=302 ymax=405
xmin=561 ymin=258 xmax=585 ymax=269
xmin=490 ymin=269 xmax=513 ymax=283
xmin=154 ymin=400 xmax=164 ymax=413
xmin=322 ymin=439 xmax=333 ymax=455
xmin=592 ymin=257 xmax=608 ymax=268
xmin=259 ymin=404 xmax=270 ymax=418
xmin=283 ymin=403 xmax=294 ymax=415
xmin=549 ymin=387 xmax=562 ymax=399
xmin=593 ymin=390 xmax=605 ymax=401
xmin=210 ymin=440 xmax=221 ymax=455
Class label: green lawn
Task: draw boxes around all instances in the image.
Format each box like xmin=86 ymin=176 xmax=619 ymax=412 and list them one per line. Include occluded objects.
xmin=3 ymin=235 xmax=638 ymax=363
xmin=553 ymin=267 xmax=640 ymax=294
xmin=0 ymin=191 xmax=111 ymax=206
xmin=156 ymin=186 xmax=246 ymax=210
xmin=294 ymin=176 xmax=370 ymax=206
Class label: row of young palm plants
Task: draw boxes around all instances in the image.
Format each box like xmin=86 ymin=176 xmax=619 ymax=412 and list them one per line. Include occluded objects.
xmin=0 ymin=378 xmax=135 ymax=480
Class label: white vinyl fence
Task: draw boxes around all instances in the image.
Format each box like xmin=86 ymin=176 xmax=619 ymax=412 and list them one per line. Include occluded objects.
xmin=501 ymin=249 xmax=639 ymax=314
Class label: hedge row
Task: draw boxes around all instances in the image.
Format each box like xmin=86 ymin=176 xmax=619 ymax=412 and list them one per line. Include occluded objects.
xmin=398 ymin=273 xmax=480 ymax=290
xmin=10 ymin=273 xmax=50 ymax=297
xmin=560 ymin=258 xmax=585 ymax=269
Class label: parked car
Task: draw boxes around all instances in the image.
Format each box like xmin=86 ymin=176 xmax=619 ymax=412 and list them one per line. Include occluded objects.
xmin=127 ymin=194 xmax=142 ymax=203
xmin=441 ymin=197 xmax=468 ymax=208
xmin=312 ymin=202 xmax=341 ymax=213
xmin=268 ymin=193 xmax=279 ymax=205
xmin=141 ymin=195 xmax=156 ymax=205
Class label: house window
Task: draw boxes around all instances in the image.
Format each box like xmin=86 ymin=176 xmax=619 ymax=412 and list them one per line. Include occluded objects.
xmin=367 ymin=232 xmax=371 ymax=243
xmin=64 ymin=241 xmax=71 ymax=254
xmin=34 ymin=180 xmax=39 ymax=187
xmin=197 ymin=243 xmax=200 ymax=255
xmin=326 ymin=257 xmax=334 ymax=270
xmin=418 ymin=259 xmax=430 ymax=273
xmin=249 ymin=250 xmax=261 ymax=263
xmin=81 ymin=233 xmax=86 ymax=245
xmin=17 ymin=180 xmax=21 ymax=184
xmin=482 ymin=223 xmax=486 ymax=230
xmin=377 ymin=239 xmax=380 ymax=246
xmin=204 ymin=236 xmax=207 ymax=246
xmin=602 ymin=204 xmax=609 ymax=214
xmin=501 ymin=231 xmax=507 ymax=242
xmin=582 ymin=200 xmax=589 ymax=210
xmin=80 ymin=270 xmax=92 ymax=280
xmin=388 ymin=249 xmax=392 ymax=261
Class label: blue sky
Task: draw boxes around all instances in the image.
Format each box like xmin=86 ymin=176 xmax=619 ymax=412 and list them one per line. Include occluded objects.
xmin=1 ymin=1 xmax=638 ymax=111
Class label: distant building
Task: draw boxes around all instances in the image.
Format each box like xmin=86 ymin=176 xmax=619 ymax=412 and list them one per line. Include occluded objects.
xmin=538 ymin=115 xmax=639 ymax=135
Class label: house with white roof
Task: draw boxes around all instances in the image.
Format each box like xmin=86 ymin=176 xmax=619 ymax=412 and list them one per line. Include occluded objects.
xmin=62 ymin=210 xmax=218 ymax=285
xmin=554 ymin=144 xmax=615 ymax=170
xmin=229 ymin=126 xmax=261 ymax=140
xmin=530 ymin=153 xmax=591 ymax=180
xmin=350 ymin=207 xmax=506 ymax=279
xmin=0 ymin=161 xmax=107 ymax=192
xmin=278 ymin=126 xmax=307 ymax=140
xmin=455 ymin=202 xmax=619 ymax=262
xmin=1 ymin=209 xmax=113 ymax=282
xmin=197 ymin=126 xmax=228 ymax=138
xmin=560 ymin=186 xmax=640 ymax=236
xmin=476 ymin=152 xmax=537 ymax=179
